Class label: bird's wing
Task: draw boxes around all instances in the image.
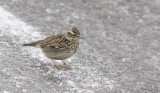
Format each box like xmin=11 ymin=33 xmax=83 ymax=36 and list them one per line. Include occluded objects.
xmin=39 ymin=34 xmax=71 ymax=49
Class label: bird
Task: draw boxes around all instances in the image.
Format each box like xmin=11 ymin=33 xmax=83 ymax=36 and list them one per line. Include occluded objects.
xmin=23 ymin=27 xmax=80 ymax=69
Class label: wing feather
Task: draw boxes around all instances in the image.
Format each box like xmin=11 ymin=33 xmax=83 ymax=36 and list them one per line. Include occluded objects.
xmin=39 ymin=34 xmax=71 ymax=49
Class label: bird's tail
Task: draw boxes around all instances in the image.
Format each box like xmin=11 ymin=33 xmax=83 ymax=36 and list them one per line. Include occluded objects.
xmin=23 ymin=41 xmax=39 ymax=46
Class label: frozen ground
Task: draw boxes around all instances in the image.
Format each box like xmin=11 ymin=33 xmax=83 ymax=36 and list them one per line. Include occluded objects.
xmin=0 ymin=0 xmax=160 ymax=93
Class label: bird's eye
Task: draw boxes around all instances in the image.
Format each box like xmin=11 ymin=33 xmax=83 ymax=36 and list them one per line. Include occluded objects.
xmin=72 ymin=34 xmax=76 ymax=37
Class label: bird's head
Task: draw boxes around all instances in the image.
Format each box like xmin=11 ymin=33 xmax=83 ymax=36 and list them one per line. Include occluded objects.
xmin=66 ymin=27 xmax=80 ymax=41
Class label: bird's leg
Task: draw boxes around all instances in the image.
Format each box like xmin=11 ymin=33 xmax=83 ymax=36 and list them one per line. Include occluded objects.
xmin=61 ymin=60 xmax=71 ymax=68
xmin=52 ymin=60 xmax=59 ymax=69
xmin=61 ymin=60 xmax=67 ymax=66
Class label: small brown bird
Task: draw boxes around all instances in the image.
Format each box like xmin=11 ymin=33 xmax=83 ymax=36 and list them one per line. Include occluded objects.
xmin=23 ymin=27 xmax=80 ymax=69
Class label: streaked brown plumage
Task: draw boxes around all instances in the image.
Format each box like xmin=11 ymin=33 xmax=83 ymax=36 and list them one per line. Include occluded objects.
xmin=23 ymin=27 xmax=80 ymax=69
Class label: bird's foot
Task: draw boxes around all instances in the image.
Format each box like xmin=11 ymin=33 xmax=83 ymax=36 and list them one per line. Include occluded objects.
xmin=61 ymin=60 xmax=71 ymax=69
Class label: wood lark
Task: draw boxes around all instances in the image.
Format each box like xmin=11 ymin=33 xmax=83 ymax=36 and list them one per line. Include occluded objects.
xmin=23 ymin=27 xmax=80 ymax=69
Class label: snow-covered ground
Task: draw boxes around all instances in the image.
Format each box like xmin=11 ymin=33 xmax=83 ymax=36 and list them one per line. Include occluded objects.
xmin=0 ymin=0 xmax=160 ymax=93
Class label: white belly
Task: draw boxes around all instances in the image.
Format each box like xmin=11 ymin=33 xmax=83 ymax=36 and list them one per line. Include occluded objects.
xmin=41 ymin=46 xmax=76 ymax=60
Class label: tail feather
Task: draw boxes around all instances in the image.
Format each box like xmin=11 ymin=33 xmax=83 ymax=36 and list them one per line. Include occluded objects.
xmin=23 ymin=42 xmax=38 ymax=46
